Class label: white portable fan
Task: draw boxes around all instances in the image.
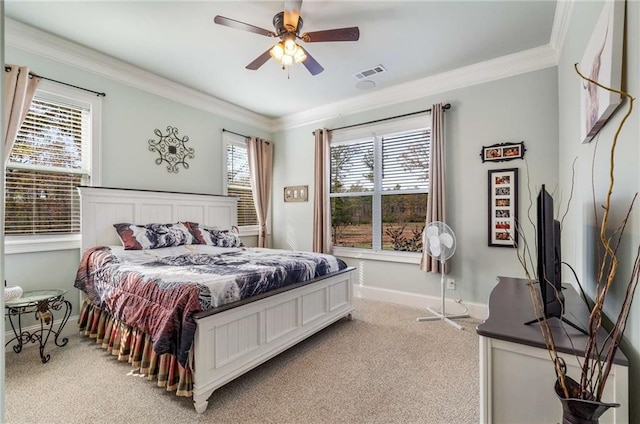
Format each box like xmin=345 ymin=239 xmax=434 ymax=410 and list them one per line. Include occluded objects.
xmin=417 ymin=221 xmax=469 ymax=329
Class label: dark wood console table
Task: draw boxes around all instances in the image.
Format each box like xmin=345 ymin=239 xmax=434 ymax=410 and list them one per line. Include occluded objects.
xmin=476 ymin=276 xmax=628 ymax=424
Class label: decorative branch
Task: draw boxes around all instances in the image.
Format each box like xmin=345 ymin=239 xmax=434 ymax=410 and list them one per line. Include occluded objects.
xmin=516 ymin=63 xmax=638 ymax=403
xmin=574 ymin=62 xmax=637 ymax=400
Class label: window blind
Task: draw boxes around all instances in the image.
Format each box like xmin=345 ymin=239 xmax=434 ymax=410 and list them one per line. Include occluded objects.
xmin=330 ymin=140 xmax=374 ymax=193
xmin=5 ymin=97 xmax=90 ymax=235
xmin=226 ymin=142 xmax=258 ymax=226
xmin=381 ymin=129 xmax=430 ymax=191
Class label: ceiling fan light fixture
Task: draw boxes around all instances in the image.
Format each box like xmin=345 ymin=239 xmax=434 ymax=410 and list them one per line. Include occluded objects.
xmin=270 ymin=39 xmax=306 ymax=67
xmin=270 ymin=42 xmax=285 ymax=60
xmin=283 ymin=38 xmax=298 ymax=56
xmin=281 ymin=54 xmax=294 ymax=66
xmin=293 ymin=46 xmax=307 ymax=63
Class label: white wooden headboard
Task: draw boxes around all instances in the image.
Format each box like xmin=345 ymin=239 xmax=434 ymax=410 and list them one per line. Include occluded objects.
xmin=78 ymin=186 xmax=238 ymax=251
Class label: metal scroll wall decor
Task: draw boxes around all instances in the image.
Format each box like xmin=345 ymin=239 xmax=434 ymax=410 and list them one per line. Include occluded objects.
xmin=148 ymin=126 xmax=195 ymax=173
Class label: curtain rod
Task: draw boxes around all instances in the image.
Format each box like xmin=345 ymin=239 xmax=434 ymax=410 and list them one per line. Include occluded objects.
xmin=4 ymin=66 xmax=106 ymax=97
xmin=222 ymin=128 xmax=249 ymax=138
xmin=320 ymin=103 xmax=451 ymax=134
xmin=222 ymin=129 xmax=271 ymax=144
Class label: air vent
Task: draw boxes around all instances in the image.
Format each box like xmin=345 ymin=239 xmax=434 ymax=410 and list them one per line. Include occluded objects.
xmin=354 ymin=64 xmax=387 ymax=80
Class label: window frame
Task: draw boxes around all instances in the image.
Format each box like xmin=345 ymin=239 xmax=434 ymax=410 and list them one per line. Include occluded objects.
xmin=4 ymin=81 xmax=102 ymax=254
xmin=328 ymin=115 xmax=430 ymax=264
xmin=222 ymin=131 xmax=260 ymax=236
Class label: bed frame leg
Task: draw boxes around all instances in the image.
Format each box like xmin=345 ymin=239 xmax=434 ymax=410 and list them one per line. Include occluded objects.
xmin=193 ymin=396 xmax=209 ymax=414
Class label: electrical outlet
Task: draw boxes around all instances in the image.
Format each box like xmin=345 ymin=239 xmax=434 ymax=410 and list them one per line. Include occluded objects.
xmin=447 ymin=278 xmax=456 ymax=290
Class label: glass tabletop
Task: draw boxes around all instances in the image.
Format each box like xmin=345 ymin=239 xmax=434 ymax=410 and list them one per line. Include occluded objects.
xmin=5 ymin=289 xmax=67 ymax=307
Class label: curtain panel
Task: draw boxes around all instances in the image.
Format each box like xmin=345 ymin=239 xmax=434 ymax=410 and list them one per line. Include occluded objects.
xmin=421 ymin=103 xmax=448 ymax=273
xmin=312 ymin=128 xmax=331 ymax=253
xmin=247 ymin=137 xmax=273 ymax=248
xmin=4 ymin=65 xmax=40 ymax=163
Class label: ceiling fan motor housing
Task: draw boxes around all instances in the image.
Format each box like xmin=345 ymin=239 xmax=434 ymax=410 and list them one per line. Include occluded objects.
xmin=273 ymin=11 xmax=303 ymax=36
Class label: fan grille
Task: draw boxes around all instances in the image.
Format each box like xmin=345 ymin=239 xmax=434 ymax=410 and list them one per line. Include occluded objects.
xmin=424 ymin=221 xmax=456 ymax=261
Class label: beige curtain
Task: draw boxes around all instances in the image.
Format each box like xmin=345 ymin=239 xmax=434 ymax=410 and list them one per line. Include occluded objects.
xmin=247 ymin=137 xmax=273 ymax=248
xmin=420 ymin=103 xmax=447 ymax=273
xmin=4 ymin=65 xmax=40 ymax=163
xmin=312 ymin=128 xmax=331 ymax=253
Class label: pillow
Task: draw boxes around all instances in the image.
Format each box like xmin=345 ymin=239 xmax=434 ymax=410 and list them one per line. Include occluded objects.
xmin=114 ymin=222 xmax=197 ymax=250
xmin=212 ymin=227 xmax=244 ymax=248
xmin=191 ymin=225 xmax=244 ymax=248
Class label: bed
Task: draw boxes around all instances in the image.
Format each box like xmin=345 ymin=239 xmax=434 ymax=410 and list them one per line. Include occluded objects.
xmin=75 ymin=186 xmax=355 ymax=413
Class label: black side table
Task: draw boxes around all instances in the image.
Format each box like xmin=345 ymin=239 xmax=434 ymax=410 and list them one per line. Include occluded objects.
xmin=5 ymin=289 xmax=72 ymax=363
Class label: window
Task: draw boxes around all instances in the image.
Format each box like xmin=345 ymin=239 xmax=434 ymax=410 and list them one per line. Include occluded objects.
xmin=224 ymin=132 xmax=258 ymax=228
xmin=4 ymin=82 xmax=101 ymax=253
xmin=330 ymin=117 xmax=430 ymax=258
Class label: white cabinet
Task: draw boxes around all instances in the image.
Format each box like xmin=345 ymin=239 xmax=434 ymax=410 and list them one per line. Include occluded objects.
xmin=477 ymin=277 xmax=628 ymax=423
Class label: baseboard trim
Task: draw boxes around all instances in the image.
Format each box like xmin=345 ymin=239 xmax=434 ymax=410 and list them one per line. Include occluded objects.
xmin=4 ymin=315 xmax=79 ymax=354
xmin=4 ymin=289 xmax=488 ymax=354
xmin=353 ymin=285 xmax=488 ymax=321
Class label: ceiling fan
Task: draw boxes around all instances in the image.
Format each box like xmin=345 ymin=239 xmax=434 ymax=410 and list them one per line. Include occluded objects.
xmin=214 ymin=0 xmax=360 ymax=76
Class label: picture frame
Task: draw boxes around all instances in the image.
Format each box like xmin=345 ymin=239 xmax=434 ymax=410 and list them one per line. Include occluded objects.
xmin=480 ymin=141 xmax=526 ymax=163
xmin=284 ymin=185 xmax=308 ymax=202
xmin=488 ymin=168 xmax=518 ymax=247
xmin=579 ymin=0 xmax=624 ymax=144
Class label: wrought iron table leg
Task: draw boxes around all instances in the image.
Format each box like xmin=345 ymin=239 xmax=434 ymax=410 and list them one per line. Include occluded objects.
xmin=35 ymin=298 xmax=72 ymax=363
xmin=53 ymin=300 xmax=72 ymax=347
xmin=5 ymin=311 xmax=25 ymax=353
xmin=37 ymin=314 xmax=51 ymax=364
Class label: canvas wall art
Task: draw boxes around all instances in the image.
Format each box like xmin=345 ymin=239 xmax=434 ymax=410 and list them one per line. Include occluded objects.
xmin=579 ymin=0 xmax=625 ymax=144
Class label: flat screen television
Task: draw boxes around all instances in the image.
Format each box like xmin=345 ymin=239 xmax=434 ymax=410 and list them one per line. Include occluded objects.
xmin=524 ymin=184 xmax=586 ymax=334
xmin=536 ymin=184 xmax=564 ymax=318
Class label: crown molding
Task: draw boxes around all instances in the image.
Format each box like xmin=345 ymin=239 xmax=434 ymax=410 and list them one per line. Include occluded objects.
xmin=272 ymin=43 xmax=558 ymax=131
xmin=5 ymin=16 xmax=562 ymax=135
xmin=4 ymin=18 xmax=272 ymax=132
xmin=549 ymin=0 xmax=575 ymax=61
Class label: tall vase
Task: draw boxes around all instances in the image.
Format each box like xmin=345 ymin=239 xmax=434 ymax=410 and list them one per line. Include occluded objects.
xmin=555 ymin=376 xmax=619 ymax=424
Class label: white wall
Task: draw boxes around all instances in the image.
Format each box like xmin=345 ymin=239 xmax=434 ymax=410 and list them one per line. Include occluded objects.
xmin=272 ymin=67 xmax=559 ymax=307
xmin=557 ymin=0 xmax=640 ymax=419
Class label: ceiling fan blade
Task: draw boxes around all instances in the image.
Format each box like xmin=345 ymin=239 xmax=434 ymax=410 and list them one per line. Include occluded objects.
xmin=300 ymin=47 xmax=324 ymax=75
xmin=301 ymin=27 xmax=360 ymax=42
xmin=214 ymin=15 xmax=276 ymax=38
xmin=246 ymin=49 xmax=273 ymax=70
xmin=284 ymin=0 xmax=303 ymax=32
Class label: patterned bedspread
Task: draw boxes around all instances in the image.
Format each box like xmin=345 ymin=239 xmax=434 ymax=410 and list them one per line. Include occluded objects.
xmin=74 ymin=245 xmax=348 ymax=366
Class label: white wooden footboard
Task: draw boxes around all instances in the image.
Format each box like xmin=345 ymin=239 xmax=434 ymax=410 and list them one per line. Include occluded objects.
xmin=191 ymin=269 xmax=355 ymax=413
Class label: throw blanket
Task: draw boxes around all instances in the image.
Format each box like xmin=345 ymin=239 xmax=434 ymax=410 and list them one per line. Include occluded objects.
xmin=74 ymin=245 xmax=347 ymax=366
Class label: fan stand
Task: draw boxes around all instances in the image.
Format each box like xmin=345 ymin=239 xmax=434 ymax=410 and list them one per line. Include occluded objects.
xmin=417 ymin=259 xmax=469 ymax=330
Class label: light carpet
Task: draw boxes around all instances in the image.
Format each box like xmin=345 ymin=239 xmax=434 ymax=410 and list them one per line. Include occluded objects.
xmin=5 ymin=298 xmax=479 ymax=423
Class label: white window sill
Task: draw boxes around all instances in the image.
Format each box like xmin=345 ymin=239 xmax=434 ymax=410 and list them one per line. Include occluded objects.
xmin=331 ymin=247 xmax=422 ymax=264
xmin=236 ymin=226 xmax=272 ymax=238
xmin=5 ymin=234 xmax=81 ymax=254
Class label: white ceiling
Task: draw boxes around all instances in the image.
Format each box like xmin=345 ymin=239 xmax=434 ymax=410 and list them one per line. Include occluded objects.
xmin=5 ymin=1 xmax=558 ymax=120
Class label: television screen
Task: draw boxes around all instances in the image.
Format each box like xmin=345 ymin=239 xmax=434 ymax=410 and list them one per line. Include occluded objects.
xmin=525 ymin=185 xmax=586 ymax=334
xmin=536 ymin=184 xmax=564 ymax=319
